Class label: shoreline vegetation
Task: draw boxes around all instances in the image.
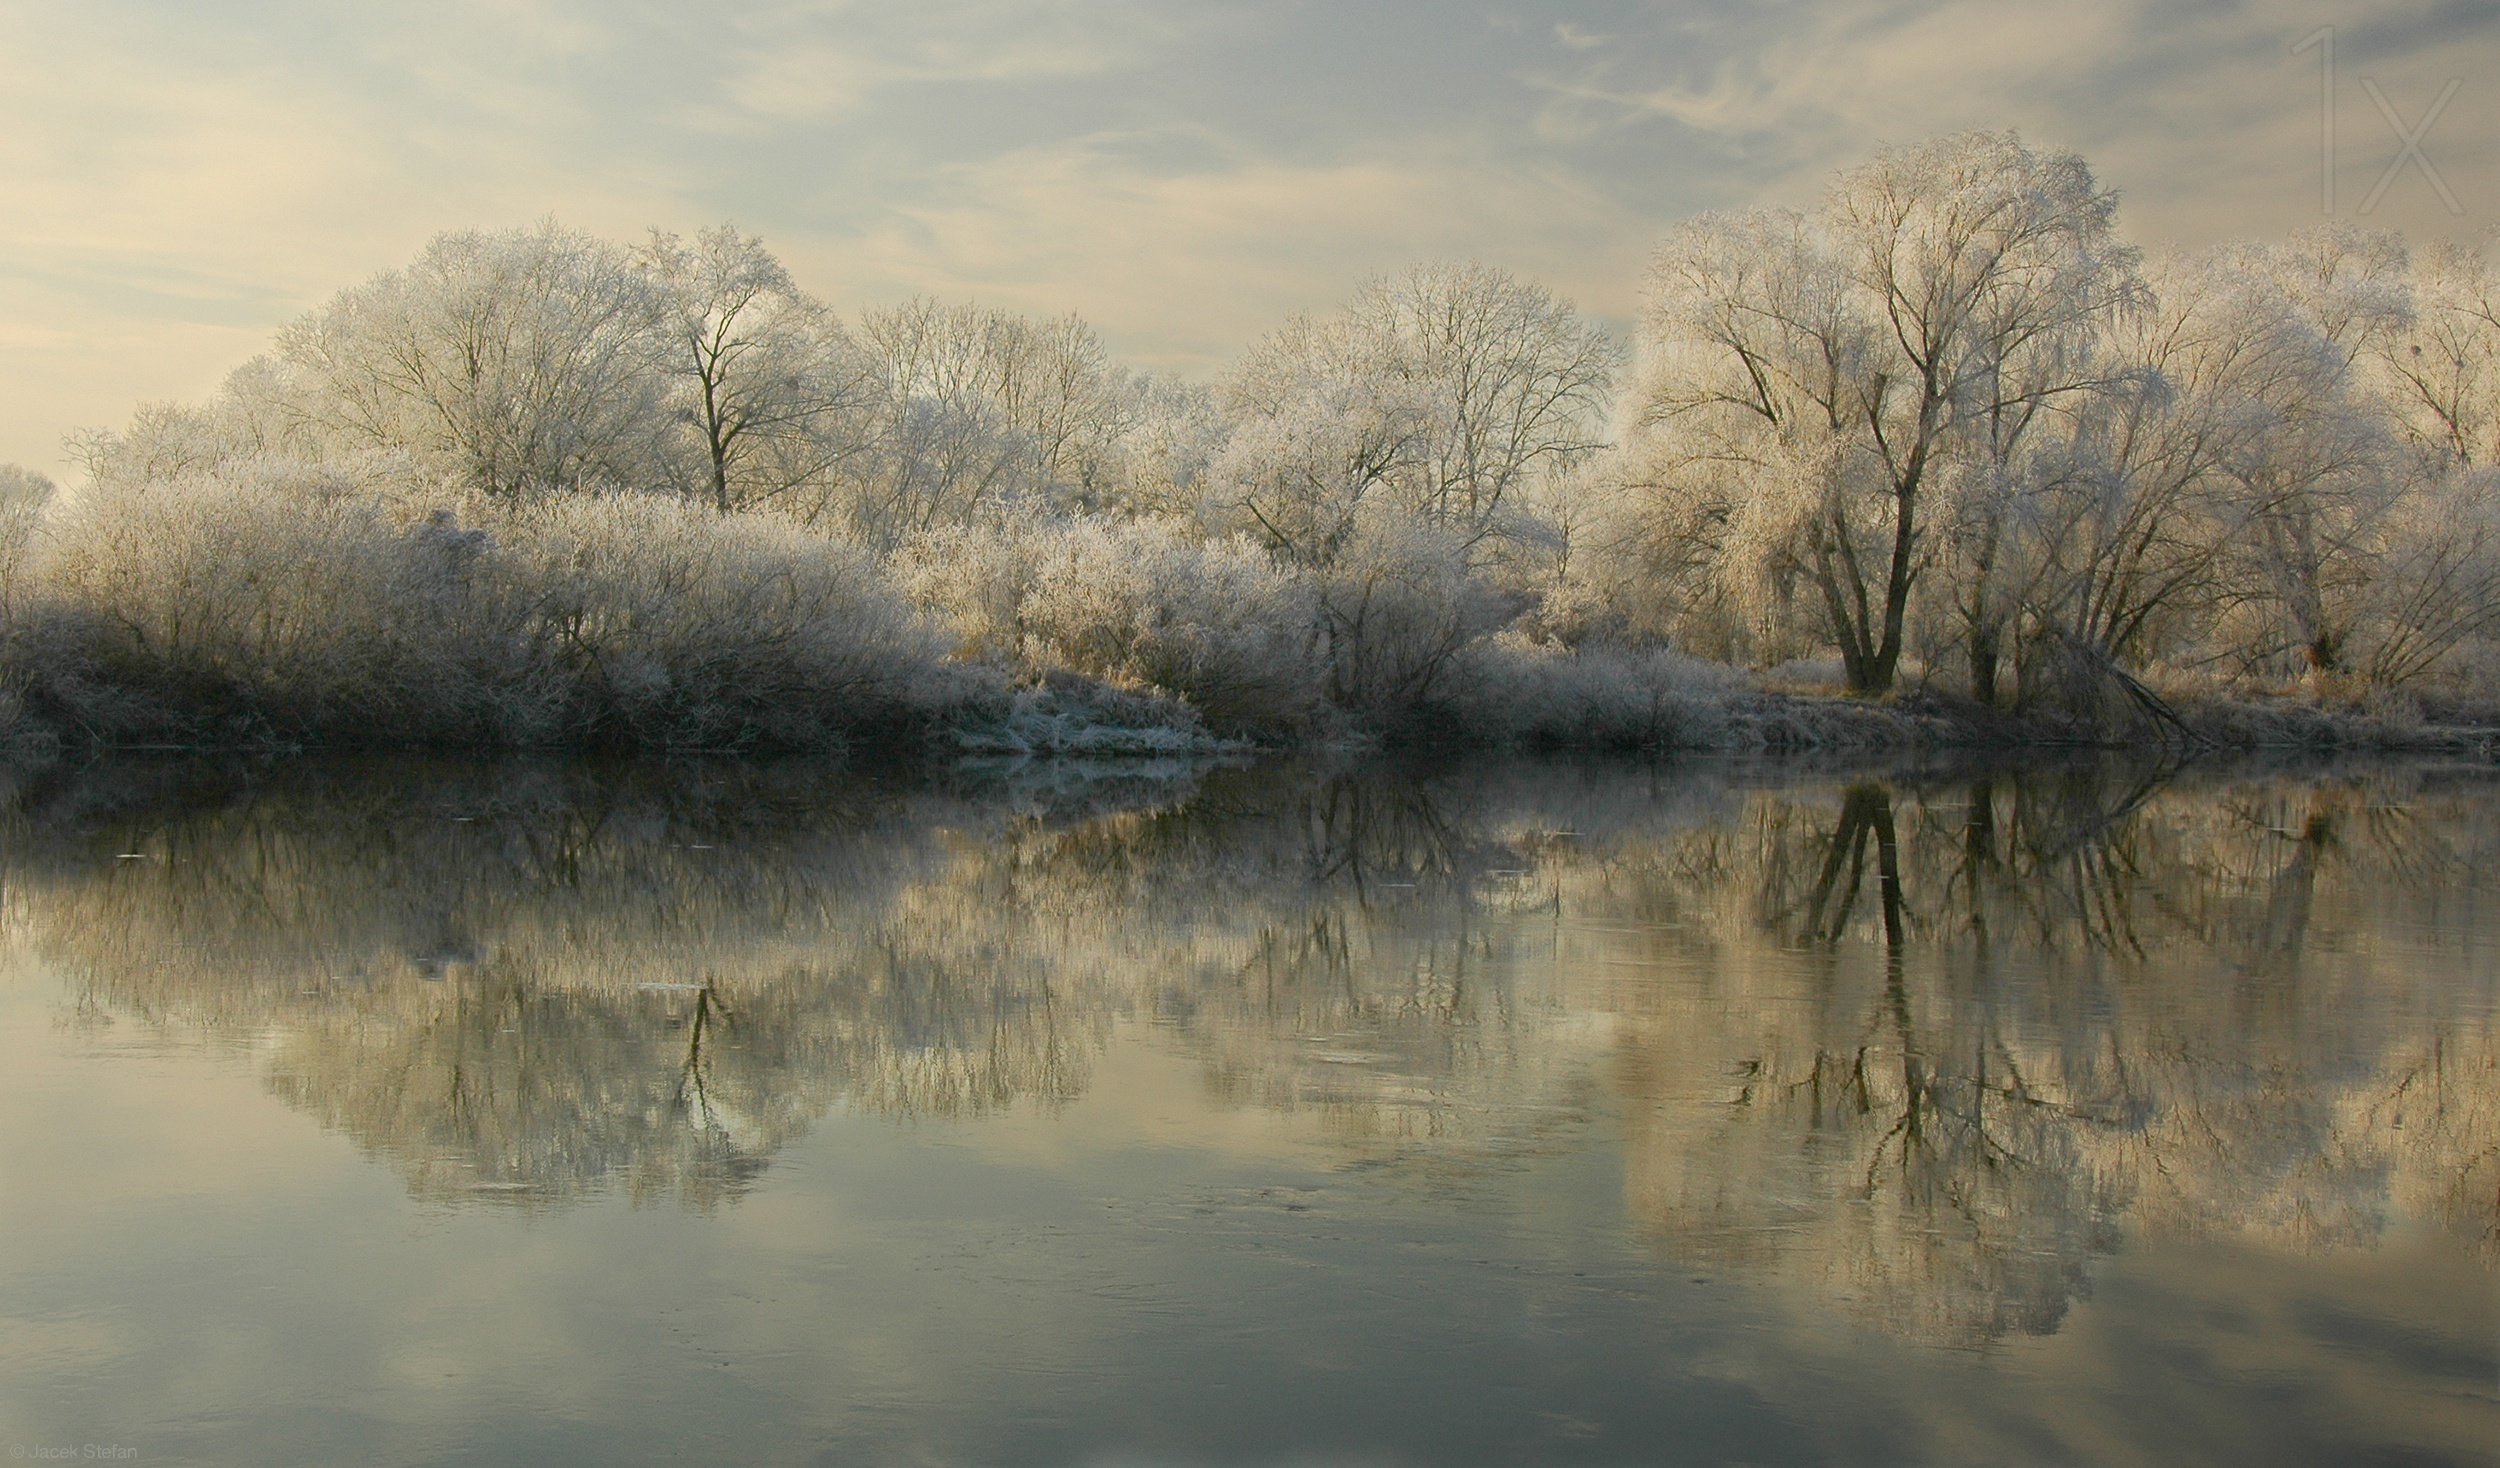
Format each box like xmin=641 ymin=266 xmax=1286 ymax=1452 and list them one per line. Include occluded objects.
xmin=5 ymin=131 xmax=2498 ymax=767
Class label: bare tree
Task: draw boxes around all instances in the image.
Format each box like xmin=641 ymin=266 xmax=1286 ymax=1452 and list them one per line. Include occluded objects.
xmin=1217 ymin=309 xmax=1436 ymax=567
xmin=268 ymin=222 xmax=673 ymax=499
xmin=1221 ymin=262 xmax=1616 ymax=563
xmin=830 ymin=299 xmax=1138 ymax=548
xmin=2218 ymin=234 xmax=2411 ymax=686
xmin=1624 ymin=206 xmax=1881 ymax=669
xmin=2378 ymin=236 xmax=2500 ymax=474
xmin=2017 ymin=255 xmax=2328 ymax=687
xmin=0 ymin=463 xmax=54 ymax=617
xmin=1631 ymin=133 xmax=2131 ymax=695
xmin=639 ymin=227 xmax=876 ymax=515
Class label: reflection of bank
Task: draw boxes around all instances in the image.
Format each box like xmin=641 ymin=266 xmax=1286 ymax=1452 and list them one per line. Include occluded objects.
xmin=14 ymin=755 xmax=2499 ymax=1340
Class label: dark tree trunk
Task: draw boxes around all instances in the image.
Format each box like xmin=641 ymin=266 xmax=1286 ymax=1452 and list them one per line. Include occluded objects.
xmin=1970 ymin=630 xmax=2000 ymax=708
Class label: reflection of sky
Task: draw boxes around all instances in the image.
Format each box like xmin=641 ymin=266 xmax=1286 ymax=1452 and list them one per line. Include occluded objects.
xmin=2 ymin=0 xmax=2495 ymax=472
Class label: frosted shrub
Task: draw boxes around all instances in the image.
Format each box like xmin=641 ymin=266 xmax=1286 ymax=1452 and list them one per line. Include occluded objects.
xmin=953 ymin=672 xmax=1211 ymax=757
xmin=895 ymin=508 xmax=1512 ymax=737
xmin=889 ymin=520 xmax=1043 ymax=664
xmin=1452 ymin=634 xmax=1748 ymax=750
xmin=17 ymin=464 xmax=943 ymax=749
xmin=24 ymin=467 xmax=545 ymax=742
xmin=1315 ymin=515 xmax=1512 ymax=724
xmin=500 ymin=493 xmax=940 ymax=746
xmin=1019 ymin=519 xmax=1320 ymax=734
xmin=893 ymin=516 xmax=1319 ymax=736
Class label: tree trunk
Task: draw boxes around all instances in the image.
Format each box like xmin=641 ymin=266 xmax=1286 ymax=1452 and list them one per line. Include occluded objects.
xmin=1970 ymin=628 xmax=2000 ymax=707
xmin=1870 ymin=488 xmax=1917 ymax=694
xmin=2303 ymin=635 xmax=2339 ymax=697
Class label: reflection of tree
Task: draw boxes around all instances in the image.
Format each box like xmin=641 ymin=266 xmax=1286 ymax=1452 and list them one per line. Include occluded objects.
xmin=1608 ymin=780 xmax=2124 ymax=1346
xmin=1591 ymin=764 xmax=2500 ymax=1344
xmin=267 ymin=975 xmax=779 ymax=1208
xmin=7 ymin=753 xmax=2495 ymax=1334
xmin=8 ymin=758 xmax=1122 ymax=1209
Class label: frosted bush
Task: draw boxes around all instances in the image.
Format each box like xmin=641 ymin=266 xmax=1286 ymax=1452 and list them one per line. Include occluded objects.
xmin=499 ymin=493 xmax=940 ymax=746
xmin=15 ymin=462 xmax=943 ymax=749
xmin=1314 ymin=514 xmax=1513 ymax=723
xmin=1020 ymin=519 xmax=1320 ymax=734
xmin=950 ymin=672 xmax=1212 ymax=757
xmin=889 ymin=519 xmax=1044 ymax=664
xmin=1452 ymin=634 xmax=1748 ymax=750
xmin=25 ymin=467 xmax=545 ymax=741
xmin=893 ymin=516 xmax=1320 ymax=735
xmin=891 ymin=510 xmax=1518 ymax=738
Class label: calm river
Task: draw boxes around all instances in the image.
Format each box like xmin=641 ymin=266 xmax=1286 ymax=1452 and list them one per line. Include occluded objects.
xmin=1 ymin=755 xmax=2495 ymax=1465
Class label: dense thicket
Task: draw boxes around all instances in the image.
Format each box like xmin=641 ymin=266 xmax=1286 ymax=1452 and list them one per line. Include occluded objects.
xmin=6 ymin=134 xmax=2497 ymax=754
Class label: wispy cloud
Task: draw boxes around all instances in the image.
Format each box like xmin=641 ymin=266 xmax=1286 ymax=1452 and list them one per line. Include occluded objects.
xmin=691 ymin=0 xmax=1187 ymax=128
xmin=1516 ymin=0 xmax=2500 ymax=231
xmin=805 ymin=128 xmax=1644 ymax=371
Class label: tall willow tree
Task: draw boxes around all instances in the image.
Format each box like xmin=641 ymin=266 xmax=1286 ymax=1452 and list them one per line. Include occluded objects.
xmin=1629 ymin=133 xmax=2135 ymax=695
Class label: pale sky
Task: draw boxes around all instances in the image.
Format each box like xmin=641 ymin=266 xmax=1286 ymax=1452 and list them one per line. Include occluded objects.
xmin=2 ymin=0 xmax=2494 ymax=475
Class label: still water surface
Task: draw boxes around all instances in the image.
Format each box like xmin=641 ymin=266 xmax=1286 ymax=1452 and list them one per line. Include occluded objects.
xmin=1 ymin=755 xmax=2496 ymax=1466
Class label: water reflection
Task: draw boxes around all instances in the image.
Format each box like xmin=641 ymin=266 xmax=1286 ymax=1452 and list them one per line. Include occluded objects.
xmin=1595 ymin=768 xmax=2500 ymax=1346
xmin=8 ymin=754 xmax=2496 ymax=1346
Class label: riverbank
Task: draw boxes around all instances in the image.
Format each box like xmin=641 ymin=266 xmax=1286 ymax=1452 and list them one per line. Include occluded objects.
xmin=1 ymin=658 xmax=2488 ymax=770
xmin=6 ymin=466 xmax=2492 ymax=771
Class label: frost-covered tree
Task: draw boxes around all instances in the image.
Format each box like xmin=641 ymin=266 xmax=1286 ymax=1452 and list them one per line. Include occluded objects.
xmin=260 ymin=223 xmax=673 ymax=499
xmin=2212 ymin=231 xmax=2411 ymax=686
xmin=1217 ymin=313 xmax=1435 ymax=567
xmin=0 ymin=463 xmax=54 ymax=615
xmin=2353 ymin=468 xmax=2500 ymax=687
xmin=1621 ymin=207 xmax=1876 ymax=668
xmin=1343 ymin=263 xmax=1619 ymax=537
xmin=1219 ymin=262 xmax=1615 ymax=563
xmin=1630 ymin=133 xmax=2133 ymax=695
xmin=2002 ymin=229 xmax=2493 ymax=699
xmin=2378 ymin=236 xmax=2500 ymax=473
xmin=639 ymin=227 xmax=875 ymax=514
xmin=2345 ymin=234 xmax=2500 ymax=687
xmin=2006 ymin=252 xmax=2338 ymax=699
xmin=1210 ymin=264 xmax=1610 ymax=719
xmin=827 ymin=300 xmax=1139 ymax=548
xmin=1111 ymin=375 xmax=1228 ymax=519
